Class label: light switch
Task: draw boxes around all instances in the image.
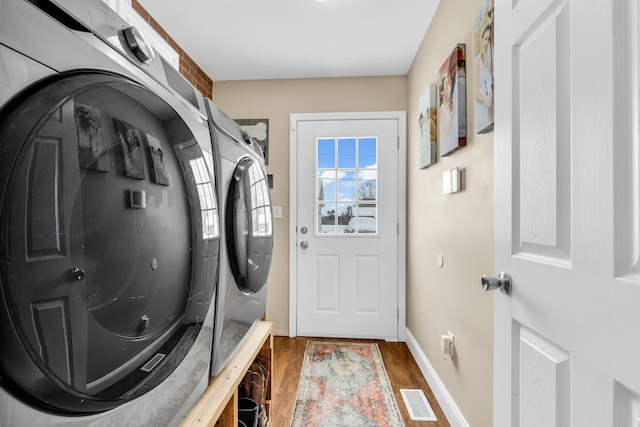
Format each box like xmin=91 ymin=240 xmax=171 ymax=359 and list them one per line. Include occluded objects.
xmin=443 ymin=170 xmax=452 ymax=194
xmin=442 ymin=168 xmax=461 ymax=194
xmin=451 ymin=167 xmax=459 ymax=192
xmin=272 ymin=206 xmax=283 ymax=219
xmin=128 ymin=189 xmax=146 ymax=208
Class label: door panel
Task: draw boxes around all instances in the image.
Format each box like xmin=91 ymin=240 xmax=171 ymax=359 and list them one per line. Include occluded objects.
xmin=354 ymin=255 xmax=380 ymax=313
xmin=518 ymin=327 xmax=570 ymax=427
xmin=294 ymin=116 xmax=401 ymax=340
xmin=314 ymin=255 xmax=340 ymax=312
xmin=7 ymin=98 xmax=88 ymax=391
xmin=516 ymin=1 xmax=571 ymax=262
xmin=495 ymin=0 xmax=640 ymax=425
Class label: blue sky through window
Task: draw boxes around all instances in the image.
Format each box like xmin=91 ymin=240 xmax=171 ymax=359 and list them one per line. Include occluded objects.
xmin=358 ymin=137 xmax=377 ymax=168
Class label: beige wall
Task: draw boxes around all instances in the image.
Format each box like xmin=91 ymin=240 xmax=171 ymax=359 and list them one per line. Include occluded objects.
xmin=406 ymin=0 xmax=494 ymax=426
xmin=211 ymin=77 xmax=407 ymax=336
xmin=213 ymin=2 xmax=494 ymax=423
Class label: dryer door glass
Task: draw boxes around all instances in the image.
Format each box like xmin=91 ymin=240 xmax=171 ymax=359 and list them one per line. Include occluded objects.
xmin=0 ymin=73 xmax=219 ymax=413
xmin=227 ymin=157 xmax=273 ymax=294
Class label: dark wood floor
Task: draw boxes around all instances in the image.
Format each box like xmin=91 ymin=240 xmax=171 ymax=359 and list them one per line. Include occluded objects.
xmin=269 ymin=336 xmax=451 ymax=427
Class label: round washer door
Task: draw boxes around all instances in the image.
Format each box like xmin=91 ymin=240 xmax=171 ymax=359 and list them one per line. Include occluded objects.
xmin=0 ymin=73 xmax=219 ymax=413
xmin=226 ymin=157 xmax=273 ymax=294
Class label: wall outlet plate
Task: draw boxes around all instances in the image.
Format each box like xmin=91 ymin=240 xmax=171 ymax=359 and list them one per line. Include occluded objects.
xmin=440 ymin=331 xmax=455 ymax=358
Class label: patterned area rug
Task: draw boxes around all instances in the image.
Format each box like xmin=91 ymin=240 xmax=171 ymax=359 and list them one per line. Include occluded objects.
xmin=290 ymin=341 xmax=404 ymax=427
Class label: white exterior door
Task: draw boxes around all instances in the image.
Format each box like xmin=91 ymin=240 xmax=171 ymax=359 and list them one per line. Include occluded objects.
xmin=494 ymin=0 xmax=640 ymax=425
xmin=289 ymin=112 xmax=406 ymax=341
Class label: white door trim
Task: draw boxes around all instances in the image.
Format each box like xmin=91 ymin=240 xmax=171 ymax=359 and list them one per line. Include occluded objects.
xmin=289 ymin=111 xmax=406 ymax=340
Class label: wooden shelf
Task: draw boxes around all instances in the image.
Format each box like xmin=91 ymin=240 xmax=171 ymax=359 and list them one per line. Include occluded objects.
xmin=180 ymin=321 xmax=273 ymax=427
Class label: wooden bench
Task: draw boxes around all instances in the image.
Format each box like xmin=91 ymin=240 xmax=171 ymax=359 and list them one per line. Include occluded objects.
xmin=180 ymin=321 xmax=273 ymax=427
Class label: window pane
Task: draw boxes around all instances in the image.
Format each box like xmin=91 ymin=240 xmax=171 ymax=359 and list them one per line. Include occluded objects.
xmin=337 ymin=170 xmax=356 ymax=201
xmin=318 ymin=203 xmax=336 ymax=234
xmin=358 ymin=137 xmax=377 ymax=168
xmin=358 ymin=170 xmax=377 ymax=201
xmin=357 ymin=203 xmax=377 ymax=234
xmin=317 ymin=171 xmax=336 ymax=202
xmin=358 ymin=215 xmax=377 ymax=234
xmin=338 ymin=138 xmax=356 ymax=168
xmin=338 ymin=203 xmax=356 ymax=233
xmin=317 ymin=138 xmax=336 ymax=168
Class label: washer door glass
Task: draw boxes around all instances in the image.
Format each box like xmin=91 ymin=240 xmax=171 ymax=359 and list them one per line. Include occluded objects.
xmin=227 ymin=157 xmax=273 ymax=294
xmin=0 ymin=73 xmax=219 ymax=413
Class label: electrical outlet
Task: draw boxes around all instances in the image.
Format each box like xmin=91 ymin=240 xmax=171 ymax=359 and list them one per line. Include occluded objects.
xmin=440 ymin=331 xmax=455 ymax=359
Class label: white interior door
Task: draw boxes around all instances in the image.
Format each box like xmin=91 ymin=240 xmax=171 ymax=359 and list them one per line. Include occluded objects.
xmin=290 ymin=112 xmax=406 ymax=341
xmin=494 ymin=0 xmax=640 ymax=425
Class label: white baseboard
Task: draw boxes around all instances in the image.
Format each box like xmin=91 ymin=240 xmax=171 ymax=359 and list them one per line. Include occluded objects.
xmin=404 ymin=328 xmax=470 ymax=427
xmin=273 ymin=327 xmax=289 ymax=337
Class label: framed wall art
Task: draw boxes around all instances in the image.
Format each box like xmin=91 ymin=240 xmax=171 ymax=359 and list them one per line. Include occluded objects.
xmin=75 ymin=103 xmax=109 ymax=172
xmin=438 ymin=44 xmax=467 ymax=157
xmin=145 ymin=133 xmax=170 ymax=186
xmin=474 ymin=0 xmax=494 ymax=133
xmin=418 ymin=84 xmax=437 ymax=169
xmin=113 ymin=117 xmax=145 ymax=180
xmin=235 ymin=118 xmax=269 ymax=165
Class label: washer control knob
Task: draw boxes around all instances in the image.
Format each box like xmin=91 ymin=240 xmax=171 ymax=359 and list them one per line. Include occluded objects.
xmin=122 ymin=26 xmax=155 ymax=64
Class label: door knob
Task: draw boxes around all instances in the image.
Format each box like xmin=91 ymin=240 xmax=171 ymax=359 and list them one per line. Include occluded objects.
xmin=70 ymin=267 xmax=86 ymax=281
xmin=300 ymin=241 xmax=309 ymax=249
xmin=481 ymin=272 xmax=512 ymax=295
xmin=301 ymin=226 xmax=308 ymax=234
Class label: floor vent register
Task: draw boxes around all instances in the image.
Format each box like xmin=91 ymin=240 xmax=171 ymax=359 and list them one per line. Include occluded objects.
xmin=399 ymin=389 xmax=437 ymax=421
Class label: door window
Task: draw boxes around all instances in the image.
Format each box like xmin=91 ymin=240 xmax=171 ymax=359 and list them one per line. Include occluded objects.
xmin=316 ymin=137 xmax=378 ymax=234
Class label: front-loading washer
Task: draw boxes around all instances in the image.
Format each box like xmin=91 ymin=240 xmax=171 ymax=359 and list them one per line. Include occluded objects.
xmin=205 ymin=99 xmax=274 ymax=378
xmin=0 ymin=0 xmax=220 ymax=425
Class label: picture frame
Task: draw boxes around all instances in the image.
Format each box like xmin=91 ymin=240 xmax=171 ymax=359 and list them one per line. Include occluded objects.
xmin=418 ymin=84 xmax=437 ymax=169
xmin=75 ymin=103 xmax=110 ymax=172
xmin=235 ymin=118 xmax=269 ymax=165
xmin=474 ymin=0 xmax=495 ymax=134
xmin=112 ymin=117 xmax=145 ymax=180
xmin=145 ymin=133 xmax=170 ymax=186
xmin=438 ymin=44 xmax=467 ymax=157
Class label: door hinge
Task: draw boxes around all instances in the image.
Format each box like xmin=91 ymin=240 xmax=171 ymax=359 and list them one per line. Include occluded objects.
xmin=397 ymin=308 xmax=400 ymax=321
xmin=397 ymin=222 xmax=399 ymax=235
xmin=397 ymin=136 xmax=400 ymax=149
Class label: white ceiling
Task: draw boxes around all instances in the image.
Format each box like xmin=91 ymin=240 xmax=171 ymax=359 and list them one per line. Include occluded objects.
xmin=136 ymin=0 xmax=440 ymax=82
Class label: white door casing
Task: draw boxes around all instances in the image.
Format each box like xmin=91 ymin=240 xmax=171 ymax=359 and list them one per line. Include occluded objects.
xmin=494 ymin=0 xmax=640 ymax=426
xmin=289 ymin=112 xmax=406 ymax=341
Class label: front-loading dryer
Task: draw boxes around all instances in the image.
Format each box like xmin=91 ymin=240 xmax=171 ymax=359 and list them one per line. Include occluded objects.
xmin=205 ymin=100 xmax=274 ymax=378
xmin=0 ymin=0 xmax=220 ymax=425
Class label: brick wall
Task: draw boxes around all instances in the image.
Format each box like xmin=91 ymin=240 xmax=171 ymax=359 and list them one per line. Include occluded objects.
xmin=132 ymin=1 xmax=213 ymax=99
